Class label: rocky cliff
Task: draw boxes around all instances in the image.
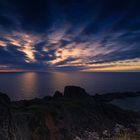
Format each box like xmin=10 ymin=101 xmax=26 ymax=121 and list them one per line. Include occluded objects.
xmin=0 ymin=93 xmax=17 ymax=140
xmin=0 ymin=86 xmax=140 ymax=140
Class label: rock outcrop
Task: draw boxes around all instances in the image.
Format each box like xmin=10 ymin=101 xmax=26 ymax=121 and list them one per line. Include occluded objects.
xmin=0 ymin=86 xmax=140 ymax=140
xmin=64 ymin=86 xmax=89 ymax=99
xmin=0 ymin=92 xmax=16 ymax=140
xmin=53 ymin=91 xmax=63 ymax=98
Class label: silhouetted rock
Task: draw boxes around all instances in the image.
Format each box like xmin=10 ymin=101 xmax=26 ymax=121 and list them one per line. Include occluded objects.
xmin=53 ymin=90 xmax=63 ymax=98
xmin=0 ymin=87 xmax=140 ymax=140
xmin=0 ymin=93 xmax=16 ymax=140
xmin=64 ymin=86 xmax=89 ymax=99
xmin=0 ymin=92 xmax=10 ymax=106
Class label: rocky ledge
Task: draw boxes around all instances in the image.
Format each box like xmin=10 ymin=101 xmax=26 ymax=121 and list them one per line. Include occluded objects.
xmin=0 ymin=86 xmax=140 ymax=140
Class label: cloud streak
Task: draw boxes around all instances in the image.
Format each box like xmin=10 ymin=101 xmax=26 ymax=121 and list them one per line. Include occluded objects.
xmin=0 ymin=0 xmax=140 ymax=72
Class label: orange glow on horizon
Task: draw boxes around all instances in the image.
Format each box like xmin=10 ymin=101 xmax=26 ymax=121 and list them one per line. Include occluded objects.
xmin=0 ymin=70 xmax=25 ymax=73
xmin=82 ymin=65 xmax=140 ymax=72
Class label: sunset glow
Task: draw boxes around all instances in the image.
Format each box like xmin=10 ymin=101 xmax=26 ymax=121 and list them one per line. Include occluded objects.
xmin=0 ymin=0 xmax=139 ymax=72
xmin=0 ymin=70 xmax=25 ymax=73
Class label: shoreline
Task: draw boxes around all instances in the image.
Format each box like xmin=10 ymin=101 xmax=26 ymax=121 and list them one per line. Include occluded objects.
xmin=0 ymin=86 xmax=140 ymax=140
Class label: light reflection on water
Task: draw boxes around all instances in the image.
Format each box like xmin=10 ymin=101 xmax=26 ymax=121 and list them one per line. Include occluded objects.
xmin=18 ymin=73 xmax=38 ymax=99
xmin=0 ymin=72 xmax=140 ymax=101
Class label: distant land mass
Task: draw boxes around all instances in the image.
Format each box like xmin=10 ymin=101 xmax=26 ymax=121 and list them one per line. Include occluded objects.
xmin=0 ymin=86 xmax=140 ymax=140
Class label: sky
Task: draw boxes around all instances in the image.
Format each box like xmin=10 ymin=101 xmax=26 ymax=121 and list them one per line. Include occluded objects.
xmin=0 ymin=0 xmax=140 ymax=72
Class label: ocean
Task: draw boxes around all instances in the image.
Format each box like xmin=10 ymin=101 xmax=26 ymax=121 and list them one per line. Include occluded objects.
xmin=0 ymin=72 xmax=140 ymax=101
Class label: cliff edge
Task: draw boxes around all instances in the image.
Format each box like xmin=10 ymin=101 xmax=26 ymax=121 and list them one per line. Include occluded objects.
xmin=0 ymin=86 xmax=140 ymax=140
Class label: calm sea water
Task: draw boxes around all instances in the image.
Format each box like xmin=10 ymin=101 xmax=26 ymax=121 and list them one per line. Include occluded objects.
xmin=111 ymin=97 xmax=140 ymax=111
xmin=0 ymin=72 xmax=140 ymax=101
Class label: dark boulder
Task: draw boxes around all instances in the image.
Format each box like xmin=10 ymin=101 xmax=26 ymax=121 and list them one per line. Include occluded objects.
xmin=53 ymin=91 xmax=63 ymax=98
xmin=64 ymin=86 xmax=89 ymax=99
xmin=0 ymin=92 xmax=11 ymax=106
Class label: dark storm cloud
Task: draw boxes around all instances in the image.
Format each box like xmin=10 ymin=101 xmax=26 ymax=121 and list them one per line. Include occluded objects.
xmin=0 ymin=45 xmax=26 ymax=65
xmin=0 ymin=0 xmax=140 ymax=71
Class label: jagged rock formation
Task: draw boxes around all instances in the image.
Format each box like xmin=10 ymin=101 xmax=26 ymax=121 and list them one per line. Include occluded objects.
xmin=53 ymin=91 xmax=63 ymax=98
xmin=64 ymin=86 xmax=89 ymax=99
xmin=0 ymin=86 xmax=140 ymax=140
xmin=0 ymin=93 xmax=16 ymax=140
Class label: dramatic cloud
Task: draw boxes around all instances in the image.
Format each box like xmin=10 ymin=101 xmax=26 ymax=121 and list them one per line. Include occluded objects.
xmin=0 ymin=0 xmax=140 ymax=72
